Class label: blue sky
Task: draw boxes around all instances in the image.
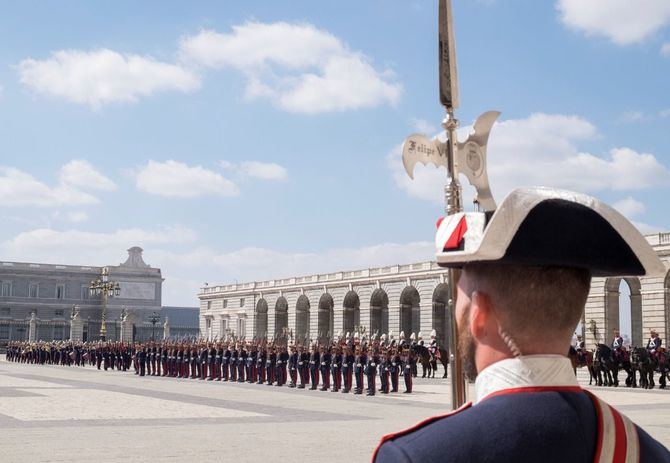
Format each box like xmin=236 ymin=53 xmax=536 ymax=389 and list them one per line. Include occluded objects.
xmin=1 ymin=0 xmax=669 ymax=311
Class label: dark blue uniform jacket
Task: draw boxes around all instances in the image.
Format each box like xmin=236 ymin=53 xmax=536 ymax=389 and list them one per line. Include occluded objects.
xmin=374 ymin=390 xmax=669 ymax=463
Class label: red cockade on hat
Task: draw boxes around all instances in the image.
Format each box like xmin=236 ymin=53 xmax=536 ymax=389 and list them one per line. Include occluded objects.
xmin=436 ymin=214 xmax=468 ymax=252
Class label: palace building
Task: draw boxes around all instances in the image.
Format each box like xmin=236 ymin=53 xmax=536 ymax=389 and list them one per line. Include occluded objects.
xmin=0 ymin=247 xmax=163 ymax=343
xmin=198 ymin=233 xmax=670 ymax=348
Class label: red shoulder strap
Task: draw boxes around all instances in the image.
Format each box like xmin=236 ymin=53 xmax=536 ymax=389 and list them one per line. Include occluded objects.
xmin=371 ymin=402 xmax=472 ymax=462
xmin=585 ymin=391 xmax=640 ymax=463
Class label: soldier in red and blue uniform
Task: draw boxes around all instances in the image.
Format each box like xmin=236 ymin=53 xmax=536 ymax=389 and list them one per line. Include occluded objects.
xmin=137 ymin=345 xmax=146 ymax=377
xmin=222 ymin=343 xmax=231 ymax=381
xmin=245 ymin=344 xmax=255 ymax=383
xmin=366 ymin=347 xmax=380 ymax=396
xmin=199 ymin=345 xmax=208 ymax=380
xmin=309 ymin=344 xmax=320 ymax=390
xmin=319 ymin=345 xmax=331 ymax=391
xmin=402 ymin=348 xmax=412 ymax=393
xmin=374 ymin=188 xmax=670 ymax=462
xmin=276 ymin=345 xmax=289 ymax=386
xmin=236 ymin=344 xmax=246 ymax=382
xmin=288 ymin=345 xmax=298 ymax=388
xmin=389 ymin=347 xmax=400 ymax=393
xmin=229 ymin=345 xmax=238 ymax=382
xmin=266 ymin=345 xmax=276 ymax=385
xmin=298 ymin=345 xmax=310 ymax=389
xmin=207 ymin=344 xmax=216 ymax=380
xmin=353 ymin=345 xmax=366 ymax=395
xmin=341 ymin=345 xmax=354 ymax=393
xmin=379 ymin=348 xmax=391 ymax=394
xmin=214 ymin=343 xmax=223 ymax=381
xmin=256 ymin=344 xmax=267 ymax=384
xmin=330 ymin=345 xmax=342 ymax=392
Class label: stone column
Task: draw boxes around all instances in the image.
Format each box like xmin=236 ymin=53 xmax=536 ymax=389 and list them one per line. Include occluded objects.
xmin=28 ymin=312 xmax=37 ymax=342
xmin=120 ymin=314 xmax=134 ymax=343
xmin=163 ymin=317 xmax=170 ymax=340
xmin=70 ymin=311 xmax=83 ymax=342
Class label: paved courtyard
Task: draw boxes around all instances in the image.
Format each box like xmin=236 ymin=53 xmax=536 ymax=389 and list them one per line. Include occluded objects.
xmin=0 ymin=359 xmax=668 ymax=462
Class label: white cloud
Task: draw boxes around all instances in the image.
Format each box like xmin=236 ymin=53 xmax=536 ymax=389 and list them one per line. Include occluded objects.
xmin=618 ymin=111 xmax=645 ymax=123
xmin=0 ymin=166 xmax=98 ymax=207
xmin=659 ymin=109 xmax=670 ymax=118
xmin=2 ymin=226 xmax=196 ymax=259
xmin=661 ymin=42 xmax=670 ymax=56
xmin=59 ymin=159 xmax=117 ymax=191
xmin=556 ymin=0 xmax=670 ymax=45
xmin=389 ymin=112 xmax=670 ymax=205
xmin=221 ymin=161 xmax=288 ymax=181
xmin=134 ymin=160 xmax=239 ymax=198
xmin=179 ymin=23 xmax=401 ymax=113
xmin=612 ymin=197 xmax=646 ymax=218
xmin=0 ymin=224 xmax=434 ymax=306
xmin=67 ymin=211 xmax=89 ymax=223
xmin=17 ymin=49 xmax=200 ymax=108
xmin=410 ymin=118 xmax=438 ymax=135
xmin=610 ymin=197 xmax=664 ymax=235
xmin=631 ymin=221 xmax=663 ymax=235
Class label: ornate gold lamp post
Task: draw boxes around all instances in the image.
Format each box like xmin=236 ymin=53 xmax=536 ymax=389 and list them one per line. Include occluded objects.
xmin=89 ymin=268 xmax=120 ymax=341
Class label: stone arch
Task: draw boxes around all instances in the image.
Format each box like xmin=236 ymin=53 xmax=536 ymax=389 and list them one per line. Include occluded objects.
xmin=274 ymin=297 xmax=288 ymax=339
xmin=317 ymin=293 xmax=335 ymax=343
xmin=432 ymin=283 xmax=450 ymax=347
xmin=343 ymin=291 xmax=360 ymax=336
xmin=400 ymin=286 xmax=421 ymax=338
xmin=296 ymin=295 xmax=310 ymax=343
xmin=370 ymin=288 xmax=389 ymax=336
xmin=255 ymin=299 xmax=268 ymax=339
xmin=604 ymin=277 xmax=642 ymax=346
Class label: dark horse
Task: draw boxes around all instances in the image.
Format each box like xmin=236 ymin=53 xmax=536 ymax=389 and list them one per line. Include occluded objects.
xmin=610 ymin=348 xmax=633 ymax=387
xmin=630 ymin=347 xmax=668 ymax=389
xmin=593 ymin=344 xmax=616 ymax=387
xmin=630 ymin=347 xmax=657 ymax=389
xmin=568 ymin=347 xmax=596 ymax=385
xmin=658 ymin=349 xmax=669 ymax=389
xmin=412 ymin=344 xmax=449 ymax=378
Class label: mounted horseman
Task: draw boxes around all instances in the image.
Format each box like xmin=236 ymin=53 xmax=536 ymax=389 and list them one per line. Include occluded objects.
xmin=646 ymin=329 xmax=664 ymax=389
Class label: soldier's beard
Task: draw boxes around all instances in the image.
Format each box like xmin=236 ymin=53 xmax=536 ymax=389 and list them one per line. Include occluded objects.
xmin=458 ymin=304 xmax=478 ymax=382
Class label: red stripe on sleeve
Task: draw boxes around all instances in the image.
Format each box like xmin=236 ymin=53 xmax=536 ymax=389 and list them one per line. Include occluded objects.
xmin=610 ymin=405 xmax=627 ymax=463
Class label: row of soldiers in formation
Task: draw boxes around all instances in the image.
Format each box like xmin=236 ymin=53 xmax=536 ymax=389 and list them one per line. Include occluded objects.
xmin=5 ymin=336 xmax=425 ymax=395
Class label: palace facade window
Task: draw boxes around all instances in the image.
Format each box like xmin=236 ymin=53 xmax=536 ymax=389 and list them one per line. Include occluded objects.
xmin=0 ymin=281 xmax=12 ymax=297
xmin=29 ymin=283 xmax=38 ymax=298
xmin=56 ymin=284 xmax=65 ymax=299
xmin=237 ymin=317 xmax=246 ymax=336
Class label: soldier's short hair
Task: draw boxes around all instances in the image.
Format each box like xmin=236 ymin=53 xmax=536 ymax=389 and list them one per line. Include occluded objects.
xmin=463 ymin=263 xmax=591 ymax=349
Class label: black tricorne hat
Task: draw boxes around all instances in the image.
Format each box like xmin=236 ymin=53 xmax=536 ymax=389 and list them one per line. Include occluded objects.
xmin=435 ymin=187 xmax=665 ymax=277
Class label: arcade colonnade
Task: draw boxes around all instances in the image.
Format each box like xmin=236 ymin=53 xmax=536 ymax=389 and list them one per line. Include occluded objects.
xmin=199 ymin=262 xmax=453 ymax=346
xmin=199 ymin=233 xmax=670 ymax=348
xmin=584 ymin=233 xmax=670 ymax=347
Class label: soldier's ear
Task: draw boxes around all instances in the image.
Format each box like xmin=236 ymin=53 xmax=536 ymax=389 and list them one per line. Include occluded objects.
xmin=470 ymin=291 xmax=493 ymax=340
